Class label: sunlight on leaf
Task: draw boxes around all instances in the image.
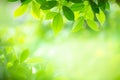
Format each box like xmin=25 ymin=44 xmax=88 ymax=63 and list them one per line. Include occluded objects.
xmin=46 ymin=11 xmax=57 ymax=20
xmin=26 ymin=57 xmax=44 ymax=63
xmin=20 ymin=49 xmax=30 ymax=63
xmin=31 ymin=1 xmax=40 ymax=19
xmin=96 ymin=9 xmax=106 ymax=25
xmin=87 ymin=19 xmax=99 ymax=31
xmin=52 ymin=13 xmax=64 ymax=35
xmin=14 ymin=4 xmax=28 ymax=17
xmin=72 ymin=16 xmax=84 ymax=32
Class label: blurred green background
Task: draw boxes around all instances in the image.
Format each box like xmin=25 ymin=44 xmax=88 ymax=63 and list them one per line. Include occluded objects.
xmin=0 ymin=0 xmax=120 ymax=80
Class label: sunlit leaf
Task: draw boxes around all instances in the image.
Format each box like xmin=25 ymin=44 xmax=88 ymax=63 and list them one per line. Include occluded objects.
xmin=26 ymin=57 xmax=43 ymax=63
xmin=72 ymin=16 xmax=84 ymax=32
xmin=52 ymin=13 xmax=64 ymax=35
xmin=36 ymin=70 xmax=46 ymax=80
xmin=7 ymin=62 xmax=13 ymax=68
xmin=31 ymin=1 xmax=40 ymax=19
xmin=85 ymin=6 xmax=94 ymax=20
xmin=96 ymin=9 xmax=106 ymax=25
xmin=87 ymin=19 xmax=99 ymax=31
xmin=20 ymin=49 xmax=30 ymax=63
xmin=4 ymin=47 xmax=17 ymax=62
xmin=14 ymin=4 xmax=28 ymax=17
xmin=45 ymin=11 xmax=57 ymax=20
xmin=45 ymin=63 xmax=55 ymax=76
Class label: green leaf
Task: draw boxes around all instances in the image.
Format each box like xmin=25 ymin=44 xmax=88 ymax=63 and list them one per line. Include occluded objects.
xmin=87 ymin=19 xmax=99 ymax=31
xmin=20 ymin=49 xmax=30 ymax=63
xmin=89 ymin=1 xmax=99 ymax=13
xmin=14 ymin=4 xmax=28 ymax=17
xmin=45 ymin=63 xmax=55 ymax=76
xmin=62 ymin=6 xmax=74 ymax=21
xmin=69 ymin=0 xmax=83 ymax=3
xmin=106 ymin=1 xmax=110 ymax=10
xmin=20 ymin=0 xmax=31 ymax=4
xmin=85 ymin=6 xmax=94 ymax=20
xmin=116 ymin=0 xmax=120 ymax=6
xmin=8 ymin=0 xmax=18 ymax=2
xmin=45 ymin=12 xmax=57 ymax=20
xmin=70 ymin=3 xmax=85 ymax=12
xmin=98 ymin=0 xmax=108 ymax=11
xmin=96 ymin=9 xmax=105 ymax=25
xmin=26 ymin=57 xmax=43 ymax=63
xmin=36 ymin=0 xmax=46 ymax=4
xmin=31 ymin=1 xmax=40 ymax=19
xmin=72 ymin=16 xmax=84 ymax=32
xmin=52 ymin=13 xmax=64 ymax=35
xmin=40 ymin=1 xmax=58 ymax=10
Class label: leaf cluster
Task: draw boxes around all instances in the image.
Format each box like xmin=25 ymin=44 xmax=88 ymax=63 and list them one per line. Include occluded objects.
xmin=0 ymin=39 xmax=61 ymax=80
xmin=7 ymin=0 xmax=119 ymax=34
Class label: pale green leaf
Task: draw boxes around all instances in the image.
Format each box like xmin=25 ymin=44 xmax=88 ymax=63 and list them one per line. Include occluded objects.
xmin=26 ymin=57 xmax=43 ymax=63
xmin=87 ymin=19 xmax=99 ymax=31
xmin=52 ymin=13 xmax=63 ymax=35
xmin=20 ymin=49 xmax=30 ymax=63
xmin=14 ymin=4 xmax=28 ymax=17
xmin=31 ymin=1 xmax=40 ymax=19
xmin=72 ymin=16 xmax=84 ymax=32
xmin=96 ymin=9 xmax=105 ymax=25
xmin=45 ymin=63 xmax=55 ymax=75
xmin=85 ymin=6 xmax=94 ymax=20
xmin=45 ymin=12 xmax=57 ymax=20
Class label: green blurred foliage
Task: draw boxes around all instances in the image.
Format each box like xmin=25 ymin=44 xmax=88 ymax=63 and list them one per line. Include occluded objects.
xmin=0 ymin=0 xmax=120 ymax=80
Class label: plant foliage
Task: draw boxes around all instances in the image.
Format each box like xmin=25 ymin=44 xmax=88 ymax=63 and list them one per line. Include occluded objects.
xmin=8 ymin=0 xmax=119 ymax=34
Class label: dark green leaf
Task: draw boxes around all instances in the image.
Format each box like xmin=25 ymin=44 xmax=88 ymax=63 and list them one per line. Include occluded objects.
xmin=20 ymin=0 xmax=31 ymax=4
xmin=40 ymin=1 xmax=58 ymax=10
xmin=116 ymin=0 xmax=120 ymax=6
xmin=62 ymin=6 xmax=74 ymax=21
xmin=8 ymin=0 xmax=18 ymax=2
xmin=89 ymin=1 xmax=99 ymax=13
xmin=98 ymin=0 xmax=108 ymax=11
